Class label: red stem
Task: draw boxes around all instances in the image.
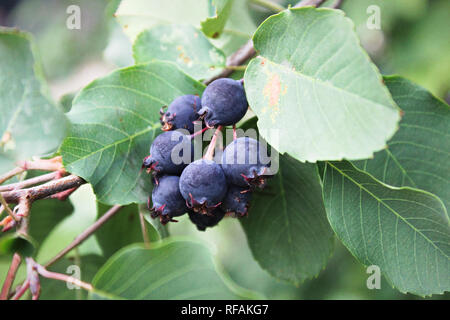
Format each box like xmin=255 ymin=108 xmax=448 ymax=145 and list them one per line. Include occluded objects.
xmin=0 ymin=253 xmax=21 ymax=300
xmin=204 ymin=126 xmax=223 ymax=160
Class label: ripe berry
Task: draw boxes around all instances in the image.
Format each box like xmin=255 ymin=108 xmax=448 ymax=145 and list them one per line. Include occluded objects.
xmin=221 ymin=137 xmax=270 ymax=189
xmin=188 ymin=208 xmax=225 ymax=231
xmin=149 ymin=175 xmax=188 ymax=225
xmin=142 ymin=131 xmax=192 ymax=177
xmin=221 ymin=185 xmax=252 ymax=217
xmin=160 ymin=95 xmax=201 ymax=134
xmin=198 ymin=78 xmax=248 ymax=127
xmin=179 ymin=159 xmax=227 ymax=214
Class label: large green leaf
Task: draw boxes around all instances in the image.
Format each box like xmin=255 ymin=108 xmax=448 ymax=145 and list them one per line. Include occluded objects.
xmin=201 ymin=0 xmax=234 ymax=38
xmin=244 ymin=8 xmax=401 ymax=162
xmin=133 ymin=25 xmax=226 ymax=80
xmin=60 ymin=62 xmax=204 ymax=205
xmin=29 ymin=199 xmax=74 ymax=249
xmin=0 ymin=28 xmax=68 ymax=163
xmin=323 ymin=161 xmax=450 ymax=296
xmin=354 ymin=76 xmax=450 ymax=211
xmin=241 ymin=154 xmax=334 ymax=285
xmin=91 ymin=240 xmax=261 ymax=299
xmin=95 ymin=203 xmax=159 ymax=259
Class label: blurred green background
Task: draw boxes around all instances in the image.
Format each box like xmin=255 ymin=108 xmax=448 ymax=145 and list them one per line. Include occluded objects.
xmin=0 ymin=0 xmax=448 ymax=300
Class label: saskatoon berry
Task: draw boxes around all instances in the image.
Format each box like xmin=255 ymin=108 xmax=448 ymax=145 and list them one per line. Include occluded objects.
xmin=221 ymin=137 xmax=270 ymax=189
xmin=179 ymin=159 xmax=227 ymax=214
xmin=221 ymin=185 xmax=252 ymax=217
xmin=198 ymin=78 xmax=248 ymax=127
xmin=188 ymin=208 xmax=225 ymax=231
xmin=149 ymin=175 xmax=188 ymax=225
xmin=160 ymin=95 xmax=201 ymax=134
xmin=142 ymin=131 xmax=192 ymax=177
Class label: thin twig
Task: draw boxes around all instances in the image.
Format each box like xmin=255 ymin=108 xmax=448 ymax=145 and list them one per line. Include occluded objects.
xmin=0 ymin=253 xmax=22 ymax=300
xmin=0 ymin=157 xmax=63 ymax=186
xmin=11 ymin=279 xmax=29 ymax=300
xmin=0 ymin=193 xmax=18 ymax=221
xmin=0 ymin=171 xmax=60 ymax=192
xmin=1 ymin=175 xmax=85 ymax=204
xmin=293 ymin=0 xmax=326 ymax=7
xmin=0 ymin=167 xmax=25 ymax=185
xmin=250 ymin=0 xmax=285 ymax=12
xmin=331 ymin=0 xmax=344 ymax=9
xmin=34 ymin=263 xmax=93 ymax=292
xmin=204 ymin=41 xmax=256 ymax=85
xmin=44 ymin=205 xmax=123 ymax=268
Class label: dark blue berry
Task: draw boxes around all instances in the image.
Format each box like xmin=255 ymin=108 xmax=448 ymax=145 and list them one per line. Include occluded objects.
xmin=198 ymin=78 xmax=248 ymax=127
xmin=142 ymin=130 xmax=192 ymax=177
xmin=149 ymin=175 xmax=188 ymax=225
xmin=160 ymin=95 xmax=201 ymax=134
xmin=179 ymin=159 xmax=227 ymax=214
xmin=188 ymin=208 xmax=225 ymax=231
xmin=221 ymin=185 xmax=252 ymax=217
xmin=221 ymin=137 xmax=270 ymax=189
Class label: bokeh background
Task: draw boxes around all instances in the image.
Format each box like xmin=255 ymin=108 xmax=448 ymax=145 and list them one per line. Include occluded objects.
xmin=0 ymin=0 xmax=448 ymax=300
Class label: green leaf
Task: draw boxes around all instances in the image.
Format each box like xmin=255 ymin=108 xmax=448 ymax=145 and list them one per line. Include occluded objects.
xmin=133 ymin=25 xmax=226 ymax=80
xmin=60 ymin=62 xmax=205 ymax=205
xmin=0 ymin=233 xmax=36 ymax=257
xmin=0 ymin=28 xmax=68 ymax=163
xmin=323 ymin=161 xmax=450 ymax=296
xmin=91 ymin=240 xmax=262 ymax=299
xmin=115 ymin=0 xmax=210 ymax=41
xmin=29 ymin=199 xmax=74 ymax=249
xmin=354 ymin=76 xmax=450 ymax=211
xmin=39 ymin=255 xmax=105 ymax=300
xmin=244 ymin=8 xmax=401 ymax=162
xmin=241 ymin=154 xmax=334 ymax=285
xmin=95 ymin=203 xmax=159 ymax=259
xmin=201 ymin=0 xmax=234 ymax=38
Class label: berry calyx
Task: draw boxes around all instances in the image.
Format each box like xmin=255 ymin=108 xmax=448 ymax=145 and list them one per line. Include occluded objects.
xmin=188 ymin=208 xmax=225 ymax=231
xmin=148 ymin=175 xmax=188 ymax=225
xmin=160 ymin=95 xmax=201 ymax=133
xmin=179 ymin=159 xmax=227 ymax=214
xmin=198 ymin=78 xmax=248 ymax=127
xmin=221 ymin=137 xmax=270 ymax=189
xmin=142 ymin=131 xmax=192 ymax=178
xmin=221 ymin=185 xmax=252 ymax=217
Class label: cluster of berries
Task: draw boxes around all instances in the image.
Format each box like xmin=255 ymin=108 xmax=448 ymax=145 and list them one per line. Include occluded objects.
xmin=142 ymin=78 xmax=270 ymax=231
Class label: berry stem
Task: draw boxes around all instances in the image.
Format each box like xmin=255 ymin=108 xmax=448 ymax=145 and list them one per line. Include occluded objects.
xmin=189 ymin=126 xmax=209 ymax=139
xmin=204 ymin=126 xmax=223 ymax=161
